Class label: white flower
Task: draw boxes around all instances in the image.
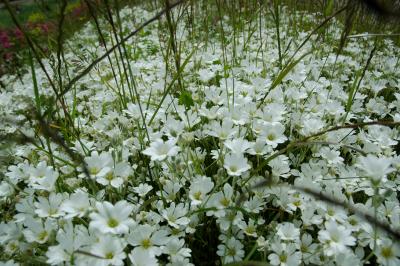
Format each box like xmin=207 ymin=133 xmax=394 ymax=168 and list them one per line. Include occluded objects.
xmin=163 ymin=237 xmax=191 ymax=263
xmin=0 ymin=260 xmax=19 ymax=266
xmin=376 ymin=239 xmax=400 ymax=266
xmin=316 ymin=147 xmax=344 ymax=166
xmin=248 ymin=138 xmax=272 ymax=156
xmin=217 ymin=210 xmax=243 ymax=231
xmin=46 ymin=222 xmax=88 ymax=265
xmin=334 ymin=250 xmax=362 ymax=266
xmin=318 ymin=221 xmax=356 ymax=256
xmin=224 ymin=153 xmax=251 ymax=176
xmin=268 ymin=242 xmax=301 ymax=266
xmin=228 ymin=107 xmax=249 ymax=125
xmin=29 ymin=161 xmax=59 ymax=191
xmin=90 ymin=235 xmax=127 ymax=266
xmin=224 ymin=138 xmax=252 ymax=154
xmin=189 ymin=176 xmax=214 ymax=206
xmin=143 ymin=138 xmax=180 ymax=161
xmin=256 ymin=236 xmax=268 ymax=251
xmin=207 ymin=183 xmax=234 ymax=217
xmin=160 ymin=203 xmax=190 ymax=229
xmin=83 ymin=151 xmax=114 ymax=179
xmin=260 ymin=122 xmax=287 ymax=148
xmin=34 ymin=193 xmax=66 ymax=218
xmin=299 ymin=233 xmax=318 ymax=264
xmin=198 ymin=68 xmax=215 ymax=83
xmin=205 ymin=120 xmax=238 ymax=140
xmin=5 ymin=163 xmax=30 ymax=184
xmin=60 ymin=190 xmax=91 ymax=218
xmin=217 ymin=237 xmax=244 ymax=263
xmin=243 ymin=196 xmax=265 ymax=214
xmin=133 ymin=184 xmax=153 ymax=197
xmin=89 ymin=200 xmax=135 ymax=234
xmin=157 ymin=180 xmax=181 ymax=202
xmin=23 ymin=218 xmax=55 ymax=244
xmin=269 ymin=155 xmax=290 ymax=178
xmin=261 ymin=103 xmax=286 ymax=123
xmin=95 ymin=161 xmax=132 ymax=188
xmin=129 ymin=248 xmax=159 ymax=266
xmin=127 ymin=224 xmax=169 ymax=256
xmin=276 ymin=222 xmax=300 ymax=242
xmin=238 ymin=219 xmax=258 ymax=237
xmin=356 ymin=154 xmax=394 ymax=184
xmin=0 ymin=181 xmax=14 ymax=198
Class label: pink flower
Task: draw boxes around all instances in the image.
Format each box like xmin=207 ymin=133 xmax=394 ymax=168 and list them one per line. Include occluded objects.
xmin=40 ymin=23 xmax=50 ymax=34
xmin=13 ymin=28 xmax=24 ymax=41
xmin=4 ymin=52 xmax=13 ymax=61
xmin=0 ymin=31 xmax=12 ymax=49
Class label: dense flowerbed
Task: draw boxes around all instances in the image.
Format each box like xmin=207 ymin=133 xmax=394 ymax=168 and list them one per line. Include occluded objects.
xmin=0 ymin=3 xmax=400 ymax=266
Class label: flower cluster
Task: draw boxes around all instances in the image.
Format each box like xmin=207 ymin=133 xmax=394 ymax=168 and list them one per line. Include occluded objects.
xmin=0 ymin=3 xmax=399 ymax=266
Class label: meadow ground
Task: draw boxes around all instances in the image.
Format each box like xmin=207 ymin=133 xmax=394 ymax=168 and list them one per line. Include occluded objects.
xmin=0 ymin=1 xmax=400 ymax=265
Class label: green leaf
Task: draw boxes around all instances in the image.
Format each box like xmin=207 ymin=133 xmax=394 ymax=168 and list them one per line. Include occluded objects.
xmin=324 ymin=0 xmax=335 ymax=17
xmin=178 ymin=90 xmax=194 ymax=109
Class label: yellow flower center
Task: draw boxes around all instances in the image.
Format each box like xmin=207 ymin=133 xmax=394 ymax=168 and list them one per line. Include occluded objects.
xmin=90 ymin=168 xmax=99 ymax=175
xmin=220 ymin=197 xmax=230 ymax=207
xmin=381 ymin=247 xmax=393 ymax=258
xmin=141 ymin=238 xmax=152 ymax=249
xmin=108 ymin=218 xmax=119 ymax=228
xmin=267 ymin=134 xmax=275 ymax=141
xmin=105 ymin=172 xmax=114 ymax=181
xmin=38 ymin=231 xmax=48 ymax=241
xmin=227 ymin=248 xmax=236 ymax=256
xmin=105 ymin=252 xmax=114 ymax=259
xmin=193 ymin=191 xmax=202 ymax=200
